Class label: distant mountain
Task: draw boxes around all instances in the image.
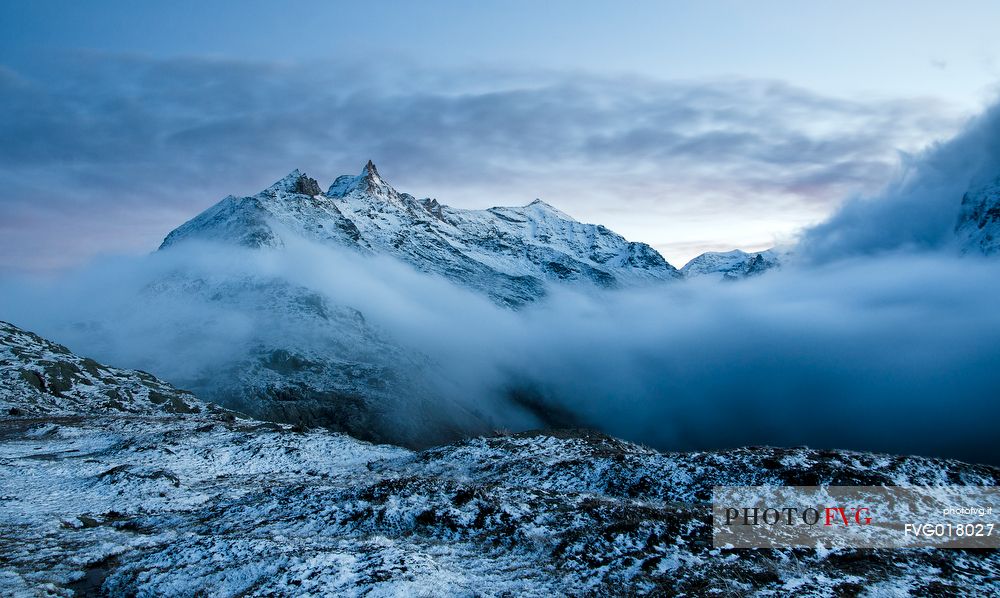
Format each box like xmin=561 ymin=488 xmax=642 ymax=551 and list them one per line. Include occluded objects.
xmin=162 ymin=161 xmax=680 ymax=307
xmin=956 ymin=175 xmax=1000 ymax=255
xmin=4 ymin=321 xmax=999 ymax=596
xmin=681 ymin=248 xmax=781 ymax=280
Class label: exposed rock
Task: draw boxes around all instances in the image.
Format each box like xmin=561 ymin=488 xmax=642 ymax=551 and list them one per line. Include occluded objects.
xmin=956 ymin=175 xmax=1000 ymax=255
xmin=0 ymin=321 xmax=222 ymax=418
xmin=292 ymin=173 xmax=322 ymax=196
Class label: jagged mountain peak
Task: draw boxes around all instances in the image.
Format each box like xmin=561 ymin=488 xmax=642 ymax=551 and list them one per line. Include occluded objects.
xmin=327 ymin=160 xmax=395 ymax=199
xmin=160 ymin=163 xmax=682 ymax=305
xmin=268 ymin=169 xmax=322 ymax=196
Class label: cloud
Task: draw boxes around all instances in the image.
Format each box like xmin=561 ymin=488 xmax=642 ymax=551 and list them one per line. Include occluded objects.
xmin=0 ymin=54 xmax=962 ymax=272
xmin=2 ymin=237 xmax=999 ymax=464
xmin=799 ymin=102 xmax=1000 ymax=260
xmin=507 ymin=255 xmax=1000 ymax=466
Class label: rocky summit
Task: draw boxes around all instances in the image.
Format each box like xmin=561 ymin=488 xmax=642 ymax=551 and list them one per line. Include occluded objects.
xmin=160 ymin=162 xmax=682 ymax=308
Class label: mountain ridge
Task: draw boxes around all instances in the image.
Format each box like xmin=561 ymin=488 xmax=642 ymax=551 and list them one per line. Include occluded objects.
xmin=160 ymin=163 xmax=682 ymax=307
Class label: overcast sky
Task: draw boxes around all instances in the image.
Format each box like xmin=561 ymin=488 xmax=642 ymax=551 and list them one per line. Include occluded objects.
xmin=3 ymin=0 xmax=1000 ymax=272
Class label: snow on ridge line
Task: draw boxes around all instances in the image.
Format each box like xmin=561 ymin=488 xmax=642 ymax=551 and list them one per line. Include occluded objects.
xmin=157 ymin=161 xmax=682 ymax=307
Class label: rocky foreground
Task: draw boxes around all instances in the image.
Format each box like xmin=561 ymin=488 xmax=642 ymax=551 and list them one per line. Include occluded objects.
xmin=3 ymin=320 xmax=1000 ymax=597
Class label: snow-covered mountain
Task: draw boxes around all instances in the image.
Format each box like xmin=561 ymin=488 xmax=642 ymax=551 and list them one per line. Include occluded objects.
xmin=161 ymin=162 xmax=680 ymax=307
xmin=143 ymin=163 xmax=688 ymax=441
xmin=4 ymin=321 xmax=999 ymax=597
xmin=956 ymin=175 xmax=1000 ymax=255
xmin=681 ymin=248 xmax=781 ymax=280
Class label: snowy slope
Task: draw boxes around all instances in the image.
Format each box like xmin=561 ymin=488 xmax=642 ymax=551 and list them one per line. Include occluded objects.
xmin=956 ymin=175 xmax=1000 ymax=255
xmin=161 ymin=162 xmax=680 ymax=307
xmin=0 ymin=321 xmax=215 ymax=418
xmin=3 ymin=322 xmax=999 ymax=597
xmin=681 ymin=248 xmax=781 ymax=280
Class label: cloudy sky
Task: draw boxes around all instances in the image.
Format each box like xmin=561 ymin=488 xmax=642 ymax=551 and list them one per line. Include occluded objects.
xmin=3 ymin=0 xmax=1000 ymax=272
